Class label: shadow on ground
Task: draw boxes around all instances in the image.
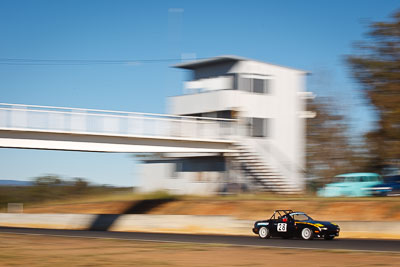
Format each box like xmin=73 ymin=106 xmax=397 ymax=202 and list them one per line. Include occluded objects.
xmin=88 ymin=197 xmax=175 ymax=231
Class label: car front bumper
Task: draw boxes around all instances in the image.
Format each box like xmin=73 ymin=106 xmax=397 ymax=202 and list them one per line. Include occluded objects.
xmin=318 ymin=229 xmax=340 ymax=238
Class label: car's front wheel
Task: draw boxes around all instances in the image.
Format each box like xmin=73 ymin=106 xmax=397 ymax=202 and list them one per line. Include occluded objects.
xmin=258 ymin=227 xmax=270 ymax=239
xmin=301 ymin=228 xmax=314 ymax=240
xmin=324 ymin=235 xmax=334 ymax=240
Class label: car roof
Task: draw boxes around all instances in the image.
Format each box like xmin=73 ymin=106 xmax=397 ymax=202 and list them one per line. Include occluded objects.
xmin=335 ymin=172 xmax=380 ymax=178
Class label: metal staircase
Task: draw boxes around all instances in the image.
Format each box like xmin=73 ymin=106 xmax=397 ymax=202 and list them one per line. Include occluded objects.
xmin=230 ymin=143 xmax=302 ymax=194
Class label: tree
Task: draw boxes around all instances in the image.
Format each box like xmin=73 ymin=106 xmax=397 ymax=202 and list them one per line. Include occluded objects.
xmin=33 ymin=175 xmax=62 ymax=186
xmin=306 ymin=97 xmax=363 ymax=188
xmin=72 ymin=177 xmax=88 ymax=194
xmin=347 ymin=10 xmax=400 ymax=171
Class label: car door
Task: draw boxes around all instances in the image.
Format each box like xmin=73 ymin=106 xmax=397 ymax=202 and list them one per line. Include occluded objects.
xmin=273 ymin=216 xmax=295 ymax=237
xmin=269 ymin=219 xmax=279 ymax=236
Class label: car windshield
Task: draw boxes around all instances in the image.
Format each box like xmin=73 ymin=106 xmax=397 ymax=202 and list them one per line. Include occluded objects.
xmin=333 ymin=176 xmax=346 ymax=183
xmin=290 ymin=213 xmax=312 ymax=221
xmin=384 ymin=176 xmax=400 ymax=183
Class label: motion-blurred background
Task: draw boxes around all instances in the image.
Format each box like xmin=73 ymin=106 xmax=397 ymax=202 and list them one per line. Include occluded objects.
xmin=0 ymin=0 xmax=399 ymax=240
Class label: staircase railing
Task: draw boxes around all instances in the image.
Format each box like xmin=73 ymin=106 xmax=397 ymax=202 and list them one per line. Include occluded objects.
xmin=243 ymin=139 xmax=304 ymax=188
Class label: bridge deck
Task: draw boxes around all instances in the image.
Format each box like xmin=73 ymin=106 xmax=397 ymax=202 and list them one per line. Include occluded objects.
xmin=0 ymin=103 xmax=237 ymax=153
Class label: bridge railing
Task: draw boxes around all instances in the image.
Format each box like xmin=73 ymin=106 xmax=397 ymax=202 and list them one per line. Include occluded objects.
xmin=0 ymin=103 xmax=238 ymax=141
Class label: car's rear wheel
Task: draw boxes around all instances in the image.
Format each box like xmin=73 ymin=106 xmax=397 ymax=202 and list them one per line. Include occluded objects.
xmin=301 ymin=228 xmax=314 ymax=240
xmin=258 ymin=227 xmax=270 ymax=239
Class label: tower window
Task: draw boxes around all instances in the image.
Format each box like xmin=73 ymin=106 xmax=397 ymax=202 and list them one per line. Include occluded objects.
xmin=239 ymin=75 xmax=270 ymax=94
xmin=250 ymin=118 xmax=269 ymax=137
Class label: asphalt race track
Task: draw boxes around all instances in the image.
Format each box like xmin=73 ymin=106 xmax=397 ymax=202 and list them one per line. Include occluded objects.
xmin=0 ymin=227 xmax=399 ymax=253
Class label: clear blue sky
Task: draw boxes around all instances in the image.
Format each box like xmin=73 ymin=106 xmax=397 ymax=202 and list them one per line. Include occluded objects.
xmin=0 ymin=0 xmax=398 ymax=186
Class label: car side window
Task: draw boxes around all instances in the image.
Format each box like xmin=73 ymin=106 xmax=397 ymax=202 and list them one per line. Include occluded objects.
xmin=293 ymin=214 xmax=308 ymax=221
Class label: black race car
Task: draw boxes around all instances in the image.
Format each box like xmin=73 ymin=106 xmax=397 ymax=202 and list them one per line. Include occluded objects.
xmin=252 ymin=210 xmax=340 ymax=240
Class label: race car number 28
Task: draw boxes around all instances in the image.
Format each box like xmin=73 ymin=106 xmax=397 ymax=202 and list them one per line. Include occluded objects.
xmin=277 ymin=223 xmax=287 ymax=232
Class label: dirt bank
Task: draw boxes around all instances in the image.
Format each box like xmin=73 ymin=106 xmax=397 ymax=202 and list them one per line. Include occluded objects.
xmin=23 ymin=197 xmax=400 ymax=221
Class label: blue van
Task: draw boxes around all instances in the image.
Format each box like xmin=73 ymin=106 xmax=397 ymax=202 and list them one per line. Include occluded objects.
xmin=317 ymin=173 xmax=382 ymax=197
xmin=368 ymin=175 xmax=400 ymax=196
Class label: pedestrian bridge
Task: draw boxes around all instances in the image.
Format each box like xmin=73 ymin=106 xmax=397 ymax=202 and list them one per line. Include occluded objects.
xmin=0 ymin=103 xmax=237 ymax=153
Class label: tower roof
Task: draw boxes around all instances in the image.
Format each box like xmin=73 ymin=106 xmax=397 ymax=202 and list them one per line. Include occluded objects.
xmin=173 ymin=55 xmax=308 ymax=73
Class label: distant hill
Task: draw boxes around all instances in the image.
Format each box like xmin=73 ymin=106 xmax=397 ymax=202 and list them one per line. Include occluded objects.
xmin=0 ymin=180 xmax=33 ymax=186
